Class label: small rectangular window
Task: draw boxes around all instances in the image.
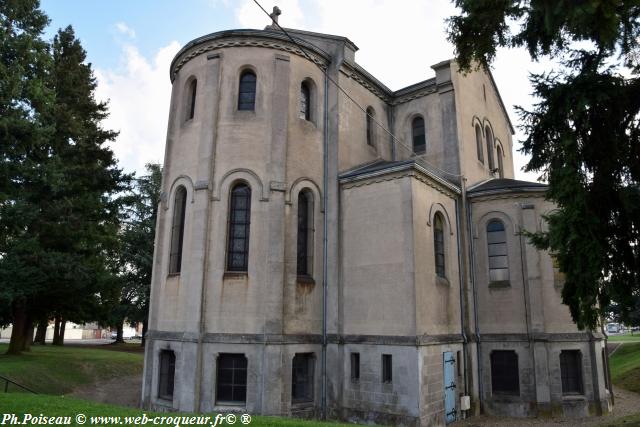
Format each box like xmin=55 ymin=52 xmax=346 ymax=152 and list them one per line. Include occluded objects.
xmin=216 ymin=354 xmax=248 ymax=405
xmin=292 ymin=353 xmax=314 ymax=403
xmin=350 ymin=353 xmax=360 ymax=381
xmin=382 ymin=354 xmax=392 ymax=383
xmin=457 ymin=350 xmax=462 ymax=377
xmin=158 ymin=350 xmax=176 ymax=401
xmin=560 ymin=350 xmax=583 ymax=395
xmin=490 ymin=350 xmax=519 ymax=395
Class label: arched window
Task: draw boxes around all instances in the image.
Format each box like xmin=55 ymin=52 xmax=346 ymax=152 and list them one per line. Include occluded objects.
xmin=238 ymin=70 xmax=256 ymax=111
xmin=300 ymin=82 xmax=311 ymax=121
xmin=496 ymin=143 xmax=504 ymax=178
xmin=434 ymin=213 xmax=445 ymax=278
xmin=475 ymin=124 xmax=484 ymax=163
xmin=487 ymin=219 xmax=509 ymax=284
xmin=297 ymin=191 xmax=314 ymax=276
xmin=187 ymin=79 xmax=197 ymax=120
xmin=412 ymin=116 xmax=426 ymax=155
xmin=485 ymin=126 xmax=495 ymax=171
xmin=169 ymin=186 xmax=187 ymax=274
xmin=226 ymin=183 xmax=251 ymax=271
xmin=366 ymin=107 xmax=375 ymax=147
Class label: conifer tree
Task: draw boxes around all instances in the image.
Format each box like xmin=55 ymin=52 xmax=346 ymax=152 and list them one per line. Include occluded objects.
xmin=1 ymin=3 xmax=128 ymax=353
xmin=448 ymin=1 xmax=640 ymax=329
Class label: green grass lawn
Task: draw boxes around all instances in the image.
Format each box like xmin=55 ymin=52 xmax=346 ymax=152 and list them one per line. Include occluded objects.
xmin=0 ymin=394 xmax=352 ymax=427
xmin=608 ymin=334 xmax=640 ymax=342
xmin=609 ymin=342 xmax=640 ymax=393
xmin=0 ymin=343 xmax=143 ymax=395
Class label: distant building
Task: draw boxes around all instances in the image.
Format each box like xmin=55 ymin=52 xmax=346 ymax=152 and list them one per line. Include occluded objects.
xmin=142 ymin=24 xmax=611 ymax=426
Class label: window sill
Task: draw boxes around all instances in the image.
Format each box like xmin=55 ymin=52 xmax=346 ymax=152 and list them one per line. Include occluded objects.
xmin=223 ymin=271 xmax=248 ymax=279
xmin=291 ymin=400 xmax=314 ymax=408
xmin=167 ymin=273 xmax=181 ymax=278
xmin=297 ymin=275 xmax=315 ymax=285
xmin=214 ymin=401 xmax=247 ymax=408
xmin=436 ymin=276 xmax=449 ymax=286
xmin=489 ymin=280 xmax=510 ymax=289
xmin=562 ymin=394 xmax=585 ymax=401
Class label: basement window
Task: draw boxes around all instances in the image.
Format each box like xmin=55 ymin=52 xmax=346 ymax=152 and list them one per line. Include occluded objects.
xmin=350 ymin=353 xmax=360 ymax=381
xmin=158 ymin=350 xmax=176 ymax=401
xmin=382 ymin=354 xmax=392 ymax=383
xmin=490 ymin=350 xmax=519 ymax=395
xmin=560 ymin=350 xmax=583 ymax=395
xmin=216 ymin=353 xmax=248 ymax=405
xmin=292 ymin=353 xmax=315 ymax=403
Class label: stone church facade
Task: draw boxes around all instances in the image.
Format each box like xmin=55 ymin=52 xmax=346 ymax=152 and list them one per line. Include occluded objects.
xmin=141 ymin=25 xmax=612 ymax=426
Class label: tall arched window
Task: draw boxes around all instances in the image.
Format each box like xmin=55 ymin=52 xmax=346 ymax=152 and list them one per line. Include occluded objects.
xmin=485 ymin=126 xmax=495 ymax=171
xmin=496 ymin=143 xmax=504 ymax=178
xmin=238 ymin=70 xmax=256 ymax=111
xmin=226 ymin=183 xmax=251 ymax=271
xmin=297 ymin=191 xmax=314 ymax=276
xmin=475 ymin=124 xmax=484 ymax=163
xmin=187 ymin=79 xmax=197 ymax=120
xmin=300 ymin=82 xmax=311 ymax=121
xmin=169 ymin=186 xmax=187 ymax=274
xmin=366 ymin=107 xmax=375 ymax=147
xmin=412 ymin=116 xmax=426 ymax=155
xmin=434 ymin=213 xmax=445 ymax=278
xmin=487 ymin=219 xmax=509 ymax=284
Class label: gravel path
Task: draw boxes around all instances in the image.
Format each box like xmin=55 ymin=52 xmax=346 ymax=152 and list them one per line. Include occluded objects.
xmin=458 ymin=387 xmax=640 ymax=426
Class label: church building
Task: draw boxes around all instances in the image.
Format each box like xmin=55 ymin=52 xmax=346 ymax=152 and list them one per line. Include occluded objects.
xmin=141 ymin=21 xmax=612 ymax=426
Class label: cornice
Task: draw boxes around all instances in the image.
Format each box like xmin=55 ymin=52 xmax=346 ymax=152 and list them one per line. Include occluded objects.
xmin=170 ymin=30 xmax=330 ymax=82
xmin=340 ymin=61 xmax=393 ymax=103
xmin=468 ymin=188 xmax=547 ymax=201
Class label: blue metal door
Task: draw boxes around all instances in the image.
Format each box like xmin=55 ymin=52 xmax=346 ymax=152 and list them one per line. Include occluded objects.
xmin=443 ymin=351 xmax=457 ymax=424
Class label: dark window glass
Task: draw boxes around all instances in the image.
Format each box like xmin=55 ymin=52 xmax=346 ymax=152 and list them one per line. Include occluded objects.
xmin=227 ymin=184 xmax=251 ymax=271
xmin=169 ymin=187 xmax=187 ymax=274
xmin=297 ymin=191 xmax=313 ymax=276
xmin=238 ymin=71 xmax=256 ymax=111
xmin=434 ymin=214 xmax=445 ymax=278
xmin=475 ymin=125 xmax=484 ymax=163
xmin=486 ymin=126 xmax=495 ymax=170
xmin=382 ymin=354 xmax=392 ymax=383
xmin=490 ymin=350 xmax=519 ymax=395
xmin=188 ymin=79 xmax=197 ymax=120
xmin=366 ymin=107 xmax=375 ymax=147
xmin=292 ymin=353 xmax=314 ymax=403
xmin=497 ymin=144 xmax=504 ymax=178
xmin=487 ymin=219 xmax=509 ymax=284
xmin=350 ymin=353 xmax=360 ymax=381
xmin=158 ymin=350 xmax=176 ymax=400
xmin=560 ymin=350 xmax=583 ymax=395
xmin=300 ymin=82 xmax=311 ymax=120
xmin=412 ymin=116 xmax=426 ymax=154
xmin=216 ymin=354 xmax=248 ymax=404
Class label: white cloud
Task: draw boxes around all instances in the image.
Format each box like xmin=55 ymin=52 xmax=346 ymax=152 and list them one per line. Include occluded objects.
xmin=115 ymin=22 xmax=136 ymax=38
xmin=95 ymin=41 xmax=181 ymax=175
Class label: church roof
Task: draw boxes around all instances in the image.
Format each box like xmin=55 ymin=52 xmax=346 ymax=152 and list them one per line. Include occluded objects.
xmin=467 ymin=178 xmax=547 ymax=197
xmin=339 ymin=159 xmax=461 ymax=194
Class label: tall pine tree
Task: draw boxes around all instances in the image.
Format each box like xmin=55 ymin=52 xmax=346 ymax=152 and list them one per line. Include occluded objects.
xmin=448 ymin=1 xmax=640 ymax=329
xmin=1 ymin=3 xmax=128 ymax=353
xmin=0 ymin=0 xmax=53 ymax=354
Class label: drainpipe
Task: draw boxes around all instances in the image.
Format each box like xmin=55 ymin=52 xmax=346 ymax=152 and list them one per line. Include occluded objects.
xmin=321 ymin=70 xmax=329 ymax=420
xmin=466 ymin=198 xmax=483 ymax=413
xmin=516 ymin=203 xmax=537 ymax=410
xmin=455 ymin=194 xmax=469 ymax=408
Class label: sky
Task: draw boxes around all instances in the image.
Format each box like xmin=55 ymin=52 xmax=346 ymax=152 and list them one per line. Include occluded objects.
xmin=40 ymin=0 xmax=550 ymax=182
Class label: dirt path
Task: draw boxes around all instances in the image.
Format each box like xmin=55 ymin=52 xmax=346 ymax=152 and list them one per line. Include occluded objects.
xmin=458 ymin=387 xmax=640 ymax=426
xmin=69 ymin=374 xmax=142 ymax=408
